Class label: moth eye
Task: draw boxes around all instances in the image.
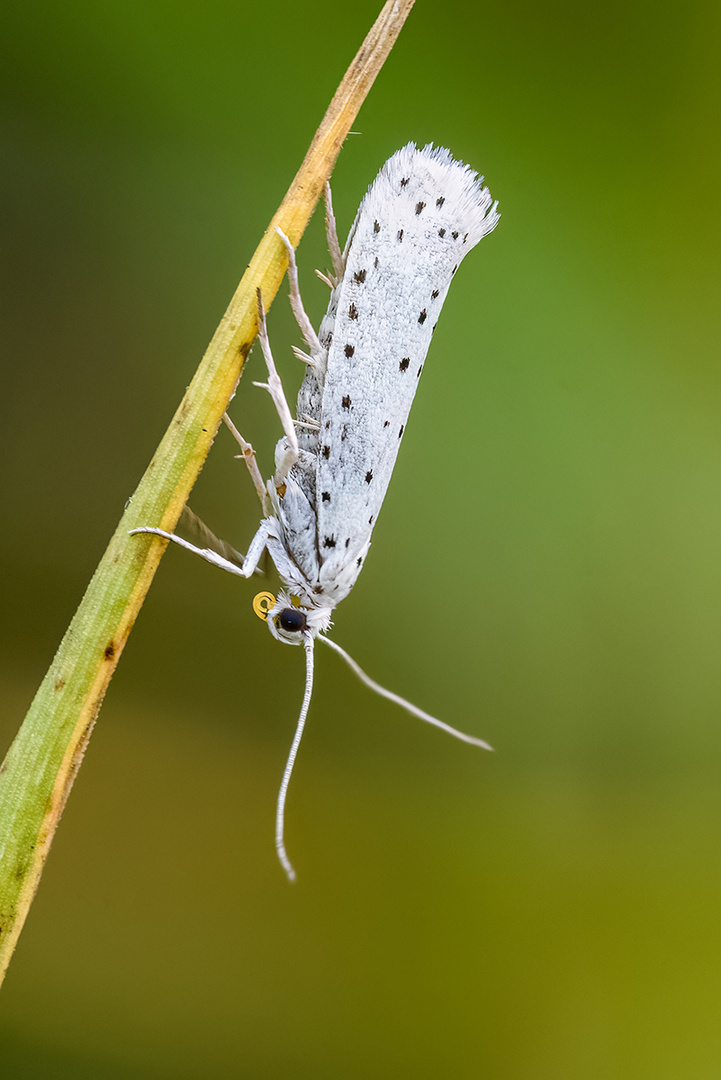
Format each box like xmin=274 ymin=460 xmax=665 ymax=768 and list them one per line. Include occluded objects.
xmin=278 ymin=608 xmax=307 ymax=633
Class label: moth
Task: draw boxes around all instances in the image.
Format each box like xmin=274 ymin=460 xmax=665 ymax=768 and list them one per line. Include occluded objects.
xmin=132 ymin=144 xmax=499 ymax=879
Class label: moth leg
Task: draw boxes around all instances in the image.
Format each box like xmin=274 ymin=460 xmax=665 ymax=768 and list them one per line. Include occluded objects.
xmin=253 ymin=288 xmax=299 ymax=481
xmin=177 ymin=506 xmax=256 ymax=571
xmin=275 ymin=228 xmax=321 ymax=357
xmin=323 ymin=180 xmax=344 ymax=283
xmin=223 ymin=412 xmax=271 ymax=515
xmin=130 ymin=519 xmax=272 ymax=579
xmin=294 ymin=413 xmax=321 ymax=432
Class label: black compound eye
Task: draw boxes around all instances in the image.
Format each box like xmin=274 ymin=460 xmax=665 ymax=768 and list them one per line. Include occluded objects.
xmin=278 ymin=608 xmax=307 ymax=633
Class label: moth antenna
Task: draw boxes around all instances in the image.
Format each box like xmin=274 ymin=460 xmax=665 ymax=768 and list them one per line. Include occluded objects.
xmin=276 ymin=633 xmax=315 ymax=882
xmin=318 ymin=636 xmax=493 ymax=751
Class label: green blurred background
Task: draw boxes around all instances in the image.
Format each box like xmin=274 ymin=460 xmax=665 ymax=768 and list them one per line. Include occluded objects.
xmin=2 ymin=0 xmax=720 ymax=1075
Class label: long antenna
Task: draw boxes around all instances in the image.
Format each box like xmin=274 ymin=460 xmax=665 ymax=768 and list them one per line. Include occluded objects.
xmin=318 ymin=635 xmax=493 ymax=751
xmin=275 ymin=634 xmax=315 ymax=881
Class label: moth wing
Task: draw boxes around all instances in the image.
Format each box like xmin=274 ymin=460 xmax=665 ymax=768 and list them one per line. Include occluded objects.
xmin=315 ymin=144 xmax=498 ymax=591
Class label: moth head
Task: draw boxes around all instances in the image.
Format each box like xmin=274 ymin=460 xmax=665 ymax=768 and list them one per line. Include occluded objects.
xmin=253 ymin=590 xmax=331 ymax=645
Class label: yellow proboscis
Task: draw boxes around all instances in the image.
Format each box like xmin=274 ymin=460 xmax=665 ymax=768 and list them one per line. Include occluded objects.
xmin=252 ymin=592 xmax=276 ymax=620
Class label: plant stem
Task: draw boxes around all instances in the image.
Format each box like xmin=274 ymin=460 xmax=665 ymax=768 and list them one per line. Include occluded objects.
xmin=0 ymin=0 xmax=415 ymax=985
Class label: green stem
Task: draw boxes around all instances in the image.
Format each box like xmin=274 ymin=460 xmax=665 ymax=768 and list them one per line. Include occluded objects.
xmin=0 ymin=0 xmax=415 ymax=984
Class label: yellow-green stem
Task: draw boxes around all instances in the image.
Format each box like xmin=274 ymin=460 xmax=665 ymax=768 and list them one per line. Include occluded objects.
xmin=0 ymin=0 xmax=415 ymax=985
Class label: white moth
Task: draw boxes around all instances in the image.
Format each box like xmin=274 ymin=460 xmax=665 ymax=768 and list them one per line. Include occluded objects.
xmin=132 ymin=143 xmax=499 ymax=879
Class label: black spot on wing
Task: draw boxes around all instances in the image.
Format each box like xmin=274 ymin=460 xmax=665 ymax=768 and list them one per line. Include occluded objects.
xmin=397 ymin=229 xmax=404 ymax=242
xmin=323 ymin=536 xmax=336 ymax=548
xmin=438 ymin=228 xmax=446 ymax=238
xmin=415 ymin=201 xmax=426 ymax=214
xmin=452 ymin=231 xmax=459 ymax=240
xmin=342 ymin=395 xmax=351 ymax=409
xmin=399 ymin=357 xmax=410 ymax=372
xmin=373 ymin=220 xmax=380 ymax=233
xmin=383 ymin=420 xmax=390 ymax=428
xmin=344 ymin=344 xmax=355 ymax=358
xmin=398 ymin=425 xmax=404 ymax=438
xmin=348 ymin=303 xmax=358 ymax=320
xmin=353 ymin=269 xmax=367 ymax=284
xmin=400 ymin=177 xmax=409 ymax=188
xmin=322 ymin=445 xmax=330 ymax=458
xmin=365 ymin=471 xmax=373 ymax=483
xmin=436 ymin=196 xmax=445 ymax=208
xmin=431 ymin=289 xmax=439 ymax=299
xmin=322 ymin=492 xmax=330 ymax=502
xmin=418 ymin=310 xmax=427 ymax=325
